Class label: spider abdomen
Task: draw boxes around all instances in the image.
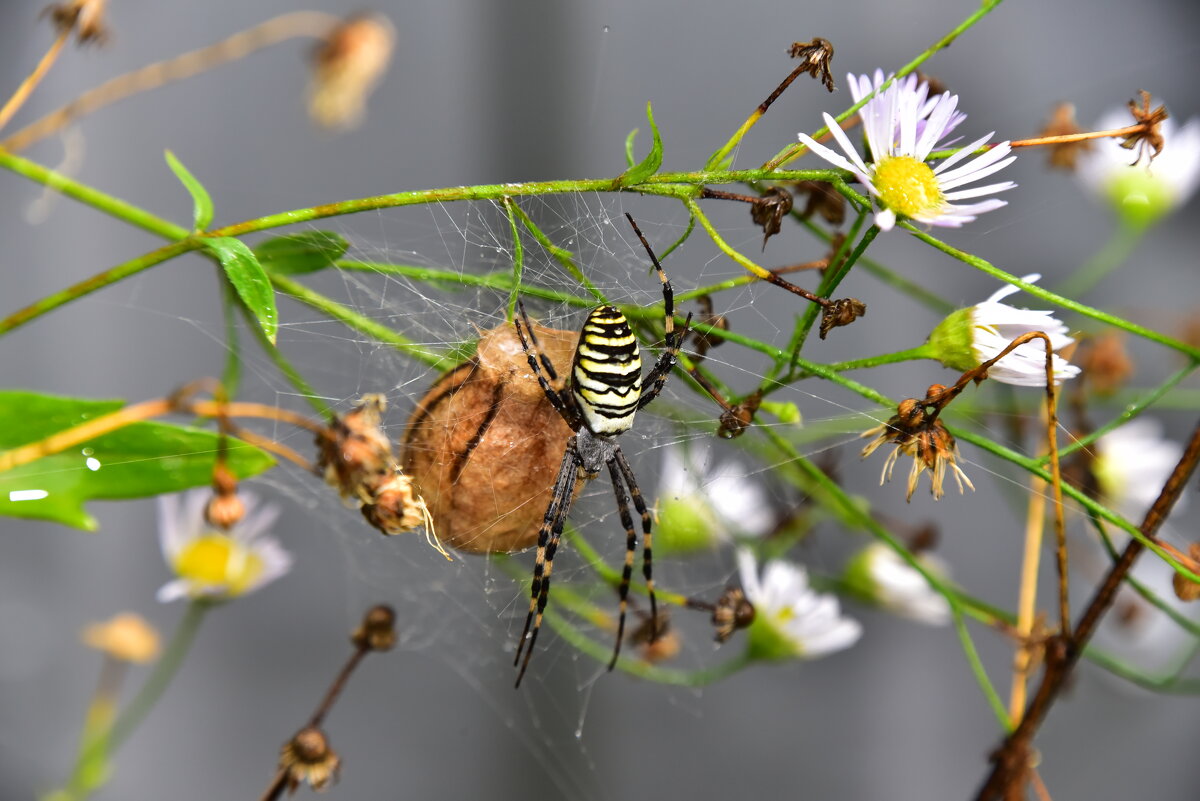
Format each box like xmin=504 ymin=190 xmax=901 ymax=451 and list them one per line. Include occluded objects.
xmin=572 ymin=305 xmax=642 ymax=435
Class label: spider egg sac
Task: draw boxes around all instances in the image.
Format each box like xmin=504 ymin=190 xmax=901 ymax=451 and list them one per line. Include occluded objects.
xmin=402 ymin=321 xmax=580 ymax=553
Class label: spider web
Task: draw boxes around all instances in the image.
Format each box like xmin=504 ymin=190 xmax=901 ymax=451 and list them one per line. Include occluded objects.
xmin=223 ymin=192 xmax=924 ymax=797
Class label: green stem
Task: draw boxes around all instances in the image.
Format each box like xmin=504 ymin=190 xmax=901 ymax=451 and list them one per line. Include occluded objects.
xmin=1054 ymin=221 xmax=1144 ymax=297
xmin=269 ymin=272 xmax=448 ymax=369
xmin=55 ymin=602 xmax=211 ymax=801
xmin=825 ymin=344 xmax=936 ymax=372
xmin=508 ymin=203 xmax=606 ymax=303
xmin=953 ymin=611 xmax=1014 ymax=731
xmin=789 ymin=221 xmax=880 ymax=364
xmin=901 ymin=223 xmax=1200 ymax=361
xmin=503 ymin=198 xmax=524 ymax=322
xmin=237 ymin=301 xmax=332 ymax=421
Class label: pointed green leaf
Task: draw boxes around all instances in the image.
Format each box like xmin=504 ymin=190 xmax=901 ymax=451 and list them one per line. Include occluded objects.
xmin=624 ymin=127 xmax=640 ymax=168
xmin=0 ymin=391 xmax=275 ymax=530
xmin=203 ymin=237 xmax=278 ymax=344
xmin=256 ymin=231 xmax=350 ymax=275
xmin=164 ymin=150 xmax=214 ymax=231
xmin=615 ymin=102 xmax=662 ymax=187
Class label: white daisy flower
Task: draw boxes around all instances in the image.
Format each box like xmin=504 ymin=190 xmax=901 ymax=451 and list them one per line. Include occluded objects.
xmin=736 ymin=548 xmax=862 ymax=661
xmin=1077 ymin=102 xmax=1200 ymax=228
xmin=927 ymin=274 xmax=1081 ymax=386
xmin=797 ymin=70 xmax=1016 ymax=231
xmin=1094 ymin=418 xmax=1184 ymax=522
xmin=844 ymin=543 xmax=951 ymax=626
xmin=156 ymin=489 xmax=292 ymax=603
xmin=656 ymin=444 xmax=774 ymax=552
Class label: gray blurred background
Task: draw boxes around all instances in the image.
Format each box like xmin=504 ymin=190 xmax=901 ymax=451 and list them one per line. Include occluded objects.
xmin=2 ymin=0 xmax=1199 ymax=799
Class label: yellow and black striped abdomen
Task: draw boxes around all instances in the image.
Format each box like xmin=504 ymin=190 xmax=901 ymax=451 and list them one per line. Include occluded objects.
xmin=571 ymin=305 xmax=642 ymax=435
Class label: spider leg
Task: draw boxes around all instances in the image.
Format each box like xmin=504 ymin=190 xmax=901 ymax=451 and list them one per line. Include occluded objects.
xmin=624 ymin=214 xmax=691 ymax=410
xmin=515 ymin=299 xmax=580 ymax=427
xmin=614 ymin=447 xmax=658 ymax=640
xmin=514 ymin=448 xmax=580 ymax=688
xmin=605 ymin=457 xmax=639 ymax=671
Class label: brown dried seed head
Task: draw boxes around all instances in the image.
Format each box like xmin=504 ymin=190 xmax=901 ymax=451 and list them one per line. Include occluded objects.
xmin=403 ymin=321 xmax=580 ymax=554
xmin=1081 ymin=331 xmax=1133 ymax=396
xmin=711 ymin=587 xmax=755 ymax=643
xmin=280 ymin=726 xmax=341 ymax=793
xmin=309 ymin=13 xmax=395 ymax=129
xmin=360 ymin=469 xmax=425 ymax=534
xmin=81 ymin=613 xmax=160 ymax=663
xmin=788 ymin=38 xmax=836 ymax=93
xmin=1121 ymin=90 xmax=1168 ymax=162
xmin=318 ymin=394 xmax=395 ymax=504
xmin=629 ymin=613 xmax=680 ymax=663
xmin=792 ymin=180 xmax=846 ymax=226
xmin=352 ymin=604 xmax=398 ymax=651
xmin=819 ymin=297 xmax=866 ymax=339
xmin=749 ymin=187 xmax=794 ymax=249
xmin=45 ymin=0 xmax=110 ymax=45
xmin=204 ymin=491 xmax=246 ymax=531
xmin=1039 ymin=102 xmax=1092 ymax=170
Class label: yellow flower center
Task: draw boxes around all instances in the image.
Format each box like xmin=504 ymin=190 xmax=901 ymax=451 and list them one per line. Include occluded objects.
xmin=173 ymin=533 xmax=263 ymax=596
xmin=873 ymin=155 xmax=944 ymax=219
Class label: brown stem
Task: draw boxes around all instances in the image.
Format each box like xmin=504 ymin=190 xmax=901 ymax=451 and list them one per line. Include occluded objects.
xmin=0 ymin=30 xmax=71 ymax=132
xmin=308 ymin=646 xmax=368 ymax=729
xmin=975 ymin=416 xmax=1200 ymax=800
xmin=1009 ymin=124 xmax=1145 ymax=149
xmin=2 ymin=11 xmax=341 ymax=152
xmin=698 ymin=187 xmax=759 ymax=204
xmin=258 ymin=768 xmax=289 ymax=801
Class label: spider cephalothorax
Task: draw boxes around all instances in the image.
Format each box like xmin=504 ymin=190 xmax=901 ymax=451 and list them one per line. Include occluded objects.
xmin=511 ymin=213 xmax=691 ymax=687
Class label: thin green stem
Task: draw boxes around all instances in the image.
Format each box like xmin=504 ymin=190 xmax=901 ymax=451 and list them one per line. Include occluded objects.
xmin=902 ymin=223 xmax=1200 ymax=361
xmin=789 ymin=221 xmax=880 ymax=364
xmin=237 ymin=302 xmax=332 ymax=421
xmin=508 ymin=202 xmax=606 ymax=303
xmin=1055 ymin=222 xmax=1145 ymax=297
xmin=269 ymin=272 xmax=448 ymax=368
xmin=825 ymin=344 xmax=936 ymax=372
xmin=503 ymin=198 xmax=524 ymax=322
xmin=953 ymin=611 xmax=1014 ymax=731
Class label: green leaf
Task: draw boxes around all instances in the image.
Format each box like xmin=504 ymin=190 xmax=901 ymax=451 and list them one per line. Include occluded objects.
xmin=624 ymin=127 xmax=640 ymax=168
xmin=615 ymin=102 xmax=662 ymax=187
xmin=0 ymin=392 xmax=274 ymax=530
xmin=164 ymin=150 xmax=214 ymax=231
xmin=256 ymin=231 xmax=350 ymax=275
xmin=203 ymin=237 xmax=278 ymax=344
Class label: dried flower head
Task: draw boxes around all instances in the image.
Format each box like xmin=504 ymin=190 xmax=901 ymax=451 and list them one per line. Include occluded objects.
xmin=860 ymin=387 xmax=975 ymax=501
xmin=318 ymin=394 xmax=394 ymax=504
xmin=749 ymin=187 xmax=794 ymax=249
xmin=710 ymin=586 xmax=755 ymax=643
xmin=791 ymin=180 xmax=846 ymax=226
xmin=1080 ymin=332 xmax=1133 ymax=396
xmin=1121 ymin=90 xmax=1169 ymax=162
xmin=1163 ymin=542 xmax=1200 ymax=603
xmin=798 ymin=70 xmax=1016 ymax=231
xmin=351 ymin=604 xmax=398 ymax=651
xmin=309 ymin=13 xmax=395 ymax=129
xmin=787 ymin=38 xmax=835 ymax=93
xmin=688 ymin=295 xmax=728 ymax=362
xmin=1039 ymin=102 xmax=1092 ymax=170
xmin=1077 ymin=96 xmax=1200 ymax=228
xmin=629 ymin=612 xmax=681 ymax=663
xmin=204 ymin=462 xmax=245 ymax=530
xmin=157 ymin=489 xmax=291 ymax=603
xmin=279 ymin=726 xmax=341 ymax=793
xmin=819 ymin=297 xmax=866 ymax=340
xmin=81 ymin=613 xmax=160 ymax=664
xmin=44 ymin=0 xmax=109 ymax=45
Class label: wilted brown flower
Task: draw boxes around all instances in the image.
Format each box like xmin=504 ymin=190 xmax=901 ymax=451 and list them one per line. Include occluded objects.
xmin=204 ymin=462 xmax=245 ymax=530
xmin=1080 ymin=331 xmax=1133 ymax=396
xmin=749 ymin=187 xmax=793 ymax=249
xmin=787 ymin=38 xmax=835 ymax=93
xmin=710 ymin=587 xmax=755 ymax=643
xmin=279 ymin=726 xmax=341 ymax=793
xmin=629 ymin=612 xmax=680 ymax=663
xmin=860 ymin=387 xmax=975 ymax=501
xmin=1039 ymin=102 xmax=1092 ymax=170
xmin=1120 ymin=90 xmax=1169 ymax=163
xmin=819 ymin=297 xmax=866 ymax=340
xmin=44 ymin=0 xmax=109 ymax=45
xmin=317 ymin=394 xmax=394 ymax=504
xmin=791 ymin=180 xmax=846 ymax=226
xmin=309 ymin=13 xmax=395 ymax=129
xmin=351 ymin=604 xmax=398 ymax=652
xmin=1161 ymin=542 xmax=1200 ymax=603
xmin=360 ymin=468 xmax=428 ymax=535
xmin=82 ymin=613 xmax=160 ymax=664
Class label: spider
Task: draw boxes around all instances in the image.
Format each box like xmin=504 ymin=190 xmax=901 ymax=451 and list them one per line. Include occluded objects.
xmin=511 ymin=213 xmax=691 ymax=687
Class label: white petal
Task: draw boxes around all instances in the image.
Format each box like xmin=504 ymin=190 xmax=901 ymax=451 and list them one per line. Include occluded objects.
xmin=156 ymin=579 xmax=192 ymax=603
xmin=875 ymin=208 xmax=897 ymax=231
xmin=931 ymin=132 xmax=994 ymax=175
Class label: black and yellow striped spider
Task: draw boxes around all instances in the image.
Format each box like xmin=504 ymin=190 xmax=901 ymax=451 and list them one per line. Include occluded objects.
xmin=511 ymin=213 xmax=691 ymax=687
